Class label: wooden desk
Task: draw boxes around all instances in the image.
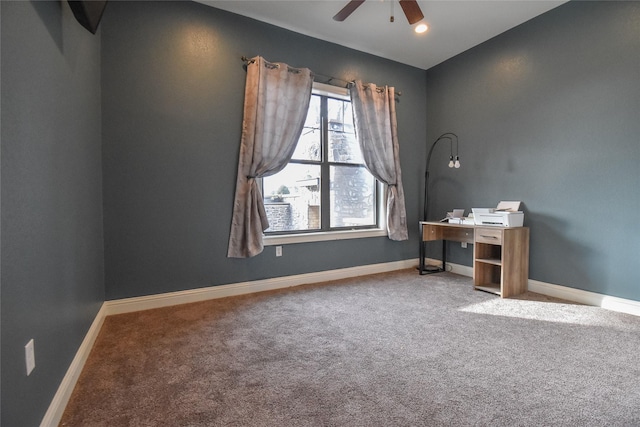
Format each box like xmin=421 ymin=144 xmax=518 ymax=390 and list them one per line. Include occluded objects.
xmin=419 ymin=221 xmax=530 ymax=298
xmin=419 ymin=222 xmax=474 ymax=274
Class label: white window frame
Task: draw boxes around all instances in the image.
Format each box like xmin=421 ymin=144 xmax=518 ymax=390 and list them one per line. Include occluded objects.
xmin=263 ymin=82 xmax=387 ymax=246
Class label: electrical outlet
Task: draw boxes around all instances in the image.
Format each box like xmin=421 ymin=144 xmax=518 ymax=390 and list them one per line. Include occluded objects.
xmin=25 ymin=339 xmax=35 ymax=376
xmin=275 ymin=246 xmax=283 ymax=257
xmin=461 ymin=242 xmax=468 ymax=248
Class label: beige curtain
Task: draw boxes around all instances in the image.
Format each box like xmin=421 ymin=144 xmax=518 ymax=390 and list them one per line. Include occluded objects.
xmin=350 ymin=80 xmax=408 ymax=241
xmin=227 ymin=57 xmax=313 ymax=258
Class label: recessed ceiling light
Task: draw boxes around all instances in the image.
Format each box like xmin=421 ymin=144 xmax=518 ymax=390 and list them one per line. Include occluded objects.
xmin=415 ymin=23 xmax=428 ymax=34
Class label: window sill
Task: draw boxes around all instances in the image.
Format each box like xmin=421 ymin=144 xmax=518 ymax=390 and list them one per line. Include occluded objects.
xmin=263 ymin=228 xmax=388 ymax=246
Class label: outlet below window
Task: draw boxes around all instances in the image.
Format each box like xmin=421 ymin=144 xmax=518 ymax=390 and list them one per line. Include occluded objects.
xmin=25 ymin=339 xmax=35 ymax=376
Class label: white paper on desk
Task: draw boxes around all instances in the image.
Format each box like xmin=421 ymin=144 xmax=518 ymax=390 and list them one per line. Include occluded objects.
xmin=495 ymin=201 xmax=521 ymax=212
xmin=443 ymin=209 xmax=465 ymax=222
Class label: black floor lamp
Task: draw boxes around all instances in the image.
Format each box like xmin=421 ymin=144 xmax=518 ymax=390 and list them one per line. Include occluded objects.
xmin=423 ymin=133 xmax=460 ymax=221
xmin=420 ymin=132 xmax=460 ymax=274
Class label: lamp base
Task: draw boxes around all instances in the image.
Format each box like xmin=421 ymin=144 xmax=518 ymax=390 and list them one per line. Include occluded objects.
xmin=418 ymin=264 xmax=445 ymax=275
xmin=418 ymin=233 xmax=448 ymax=275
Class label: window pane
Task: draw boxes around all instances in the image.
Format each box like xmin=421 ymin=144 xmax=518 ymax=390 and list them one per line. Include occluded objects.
xmin=328 ymin=98 xmax=362 ymax=164
xmin=263 ymin=163 xmax=321 ymax=232
xmin=291 ymin=95 xmax=321 ymax=162
xmin=330 ymin=165 xmax=375 ymax=228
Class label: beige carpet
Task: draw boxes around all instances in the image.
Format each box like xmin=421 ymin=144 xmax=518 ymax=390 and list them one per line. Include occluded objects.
xmin=60 ymin=270 xmax=640 ymax=426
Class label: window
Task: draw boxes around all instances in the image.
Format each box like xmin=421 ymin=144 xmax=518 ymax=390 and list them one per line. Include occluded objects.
xmin=262 ymin=83 xmax=384 ymax=243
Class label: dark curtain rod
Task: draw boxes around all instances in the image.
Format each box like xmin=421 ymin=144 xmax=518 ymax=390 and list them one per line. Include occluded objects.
xmin=240 ymin=56 xmax=402 ymax=97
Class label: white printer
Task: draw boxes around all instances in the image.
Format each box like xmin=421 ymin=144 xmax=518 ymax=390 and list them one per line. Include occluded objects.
xmin=472 ymin=201 xmax=524 ymax=227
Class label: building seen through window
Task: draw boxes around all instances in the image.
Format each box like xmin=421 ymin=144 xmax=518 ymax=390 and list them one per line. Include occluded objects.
xmin=262 ymin=85 xmax=377 ymax=234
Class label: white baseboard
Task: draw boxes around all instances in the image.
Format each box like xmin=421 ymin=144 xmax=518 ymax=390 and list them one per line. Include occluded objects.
xmin=104 ymin=259 xmax=417 ymax=315
xmin=40 ymin=304 xmax=108 ymax=427
xmin=432 ymin=258 xmax=640 ymax=317
xmin=42 ymin=257 xmax=640 ymax=426
xmin=527 ymin=278 xmax=640 ymax=317
xmin=105 ymin=256 xmax=640 ymax=318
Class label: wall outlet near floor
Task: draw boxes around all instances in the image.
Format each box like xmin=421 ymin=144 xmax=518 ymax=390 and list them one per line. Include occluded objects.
xmin=275 ymin=246 xmax=283 ymax=257
xmin=25 ymin=339 xmax=35 ymax=376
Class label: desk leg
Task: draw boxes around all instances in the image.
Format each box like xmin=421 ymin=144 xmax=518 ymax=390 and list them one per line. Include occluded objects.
xmin=419 ymin=239 xmax=444 ymax=275
xmin=419 ymin=239 xmax=426 ymax=275
xmin=442 ymin=240 xmax=447 ymax=272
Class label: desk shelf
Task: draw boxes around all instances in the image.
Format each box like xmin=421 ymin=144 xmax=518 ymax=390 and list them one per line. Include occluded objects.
xmin=474 ymin=284 xmax=502 ymax=296
xmin=475 ymin=258 xmax=502 ymax=266
xmin=473 ymin=226 xmax=529 ymax=298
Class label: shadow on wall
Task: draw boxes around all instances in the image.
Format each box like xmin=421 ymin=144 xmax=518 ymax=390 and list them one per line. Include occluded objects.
xmin=428 ymin=175 xmax=466 ymax=220
xmin=32 ymin=0 xmax=63 ymax=51
xmin=527 ymin=211 xmax=605 ymax=293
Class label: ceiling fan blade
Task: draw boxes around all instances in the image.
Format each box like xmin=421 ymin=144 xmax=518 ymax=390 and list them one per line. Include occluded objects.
xmin=399 ymin=0 xmax=424 ymax=25
xmin=333 ymin=0 xmax=366 ymax=21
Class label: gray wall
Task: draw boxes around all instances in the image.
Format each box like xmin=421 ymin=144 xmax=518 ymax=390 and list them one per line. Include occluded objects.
xmin=101 ymin=1 xmax=427 ymax=300
xmin=426 ymin=1 xmax=640 ymax=300
xmin=1 ymin=2 xmax=105 ymax=426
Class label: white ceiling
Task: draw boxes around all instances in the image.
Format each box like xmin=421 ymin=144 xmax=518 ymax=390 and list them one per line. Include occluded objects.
xmin=197 ymin=0 xmax=568 ymax=70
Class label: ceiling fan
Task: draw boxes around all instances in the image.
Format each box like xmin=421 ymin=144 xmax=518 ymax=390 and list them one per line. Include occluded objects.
xmin=333 ymin=0 xmax=424 ymax=25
